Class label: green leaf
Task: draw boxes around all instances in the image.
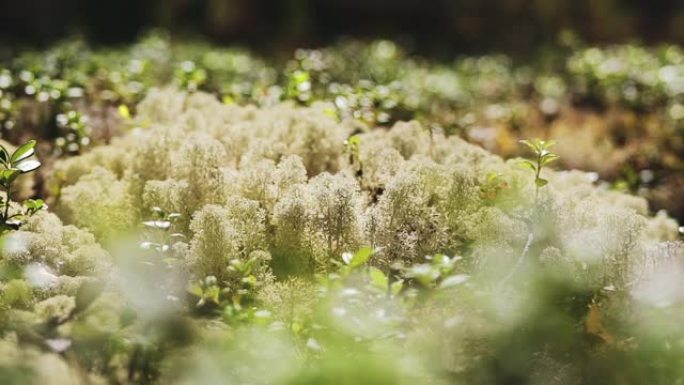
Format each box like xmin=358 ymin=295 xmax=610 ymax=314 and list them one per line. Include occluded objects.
xmin=5 ymin=216 xmax=22 ymax=227
xmin=518 ymin=139 xmax=535 ymax=152
xmin=390 ymin=280 xmax=404 ymax=295
xmin=36 ymin=199 xmax=46 ymax=210
xmin=205 ymin=286 xmax=220 ymax=304
xmin=222 ymin=95 xmax=235 ymax=105
xmin=520 ymin=138 xmax=556 ymax=155
xmin=23 ymin=198 xmax=46 ymax=214
xmin=143 ymin=220 xmax=171 ymax=230
xmin=0 ymin=169 xmax=20 ymax=185
xmin=323 ymin=107 xmax=337 ymax=119
xmin=519 ymin=159 xmax=537 ymax=171
xmin=187 ymin=283 xmax=203 ymax=297
xmin=241 ymin=275 xmax=257 ymax=286
xmin=535 ymin=178 xmax=549 ymax=187
xmin=11 ymin=140 xmax=36 ymax=163
xmin=15 ymin=159 xmax=40 ymax=173
xmin=439 ymin=274 xmax=469 ymax=288
xmin=431 ymin=254 xmax=452 ymax=269
xmin=349 ymin=247 xmax=374 ymax=267
xmin=292 ymin=70 xmax=310 ymax=84
xmin=0 ymin=147 xmax=9 ymax=165
xmin=541 ymin=153 xmax=560 ymax=166
xmin=369 ymin=267 xmax=388 ymax=289
xmin=407 ymin=264 xmax=440 ymax=286
xmin=118 ymin=104 xmax=131 ymax=119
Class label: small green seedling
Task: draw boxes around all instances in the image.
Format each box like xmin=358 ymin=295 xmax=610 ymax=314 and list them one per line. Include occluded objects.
xmin=344 ymin=134 xmax=363 ymax=179
xmin=0 ymin=140 xmax=42 ymax=231
xmin=340 ymin=246 xmax=375 ymax=269
xmin=174 ymin=60 xmax=207 ymax=92
xmin=519 ymin=138 xmax=559 ymax=198
xmin=286 ymin=70 xmax=312 ymax=104
xmin=23 ymin=198 xmax=47 ymax=216
xmin=187 ymin=275 xmax=221 ymax=308
xmin=480 ymin=172 xmax=509 ymax=204
xmin=55 ymin=110 xmax=90 ymax=155
xmin=405 ymin=254 xmax=467 ymax=289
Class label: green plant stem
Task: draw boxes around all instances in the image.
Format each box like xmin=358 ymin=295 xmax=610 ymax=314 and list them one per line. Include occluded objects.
xmin=4 ymin=184 xmax=10 ymax=220
xmin=535 ymin=154 xmax=542 ymax=201
xmin=499 ymin=231 xmax=534 ymax=289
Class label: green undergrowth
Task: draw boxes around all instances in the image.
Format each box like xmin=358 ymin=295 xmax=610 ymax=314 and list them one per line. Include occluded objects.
xmin=0 ymin=89 xmax=682 ymax=384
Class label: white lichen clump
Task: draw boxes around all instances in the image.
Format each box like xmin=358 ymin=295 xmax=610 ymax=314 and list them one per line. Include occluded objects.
xmin=47 ymin=90 xmax=678 ymax=290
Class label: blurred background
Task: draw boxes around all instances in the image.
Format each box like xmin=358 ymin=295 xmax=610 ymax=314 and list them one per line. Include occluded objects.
xmin=1 ymin=0 xmax=683 ymax=56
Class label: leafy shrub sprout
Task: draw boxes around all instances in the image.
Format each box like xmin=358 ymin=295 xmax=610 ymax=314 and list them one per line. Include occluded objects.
xmin=519 ymin=138 xmax=559 ymax=196
xmin=0 ymin=140 xmax=43 ymax=231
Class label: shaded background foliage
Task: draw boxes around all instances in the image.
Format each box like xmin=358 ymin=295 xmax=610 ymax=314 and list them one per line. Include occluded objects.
xmin=1 ymin=0 xmax=684 ymax=56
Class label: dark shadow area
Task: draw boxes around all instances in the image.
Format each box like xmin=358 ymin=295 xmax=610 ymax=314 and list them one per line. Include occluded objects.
xmin=1 ymin=0 xmax=683 ymax=56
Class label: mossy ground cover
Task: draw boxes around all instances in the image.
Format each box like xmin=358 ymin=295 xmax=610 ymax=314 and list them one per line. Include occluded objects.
xmin=0 ymin=34 xmax=683 ymax=384
xmin=3 ymin=33 xmax=684 ymax=218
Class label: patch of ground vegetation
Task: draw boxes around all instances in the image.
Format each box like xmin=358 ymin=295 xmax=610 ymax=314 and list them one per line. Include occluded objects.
xmin=0 ymin=88 xmax=680 ymax=384
xmin=3 ymin=33 xmax=684 ymax=219
xmin=0 ymin=33 xmax=683 ymax=384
